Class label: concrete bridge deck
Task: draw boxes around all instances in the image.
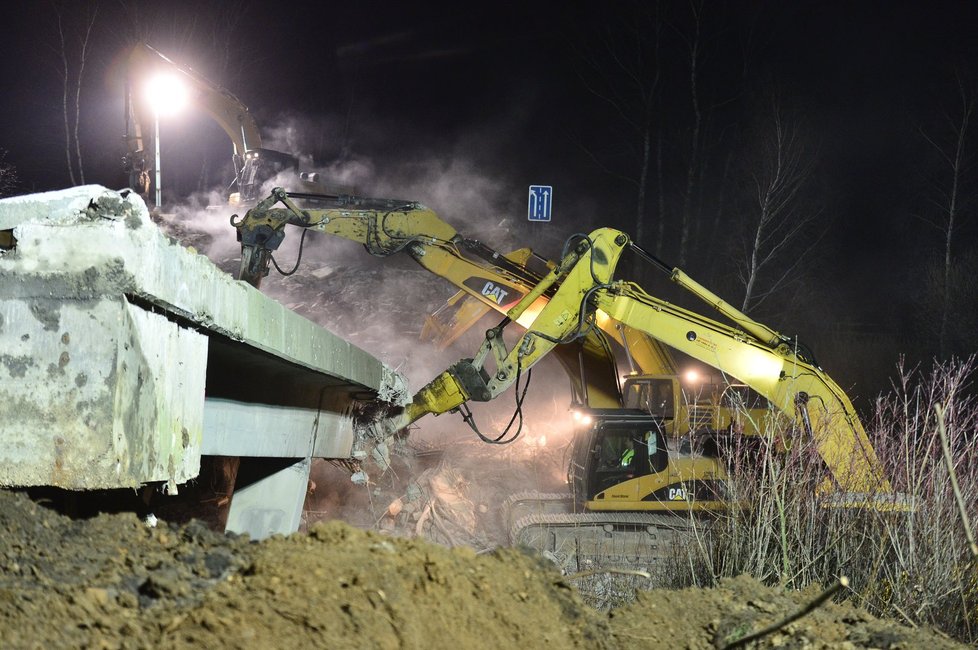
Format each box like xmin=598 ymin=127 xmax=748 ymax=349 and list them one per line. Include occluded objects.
xmin=0 ymin=185 xmax=407 ymax=538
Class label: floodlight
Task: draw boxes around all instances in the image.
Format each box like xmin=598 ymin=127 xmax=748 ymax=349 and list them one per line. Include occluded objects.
xmin=145 ymin=74 xmax=188 ymax=116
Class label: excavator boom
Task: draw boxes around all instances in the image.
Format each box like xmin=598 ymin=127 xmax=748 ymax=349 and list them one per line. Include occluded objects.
xmin=124 ymin=45 xmax=348 ymax=204
xmin=597 ymin=283 xmax=887 ymax=494
xmin=125 ymin=44 xmax=262 ymax=200
xmin=126 ymin=43 xmax=262 ymax=160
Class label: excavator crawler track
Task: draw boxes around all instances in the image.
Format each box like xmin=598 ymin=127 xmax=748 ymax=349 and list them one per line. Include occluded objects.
xmin=510 ymin=512 xmax=712 ymax=575
xmin=500 ymin=491 xmax=575 ymax=533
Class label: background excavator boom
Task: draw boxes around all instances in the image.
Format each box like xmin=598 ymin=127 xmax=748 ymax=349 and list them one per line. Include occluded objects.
xmin=124 ymin=45 xmax=348 ymax=204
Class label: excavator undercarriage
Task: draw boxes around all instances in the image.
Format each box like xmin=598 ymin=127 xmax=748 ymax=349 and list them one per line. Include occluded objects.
xmin=511 ymin=511 xmax=708 ymax=575
xmin=502 ymin=491 xmax=705 ymax=574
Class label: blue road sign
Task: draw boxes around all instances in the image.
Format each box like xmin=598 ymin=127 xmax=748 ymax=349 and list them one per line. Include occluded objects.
xmin=528 ymin=185 xmax=553 ymax=222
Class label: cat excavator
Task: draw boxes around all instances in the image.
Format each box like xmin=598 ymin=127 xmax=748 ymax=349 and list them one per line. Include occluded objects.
xmin=233 ymin=187 xmax=893 ymax=569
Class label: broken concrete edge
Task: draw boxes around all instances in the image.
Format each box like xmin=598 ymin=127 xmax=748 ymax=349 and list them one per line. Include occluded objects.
xmin=0 ymin=185 xmax=410 ymax=405
xmin=0 ymin=184 xmax=131 ymax=229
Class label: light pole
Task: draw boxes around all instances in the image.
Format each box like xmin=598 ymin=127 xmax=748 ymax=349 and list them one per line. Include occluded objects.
xmin=154 ymin=106 xmax=161 ymax=208
xmin=145 ymin=74 xmax=187 ymax=209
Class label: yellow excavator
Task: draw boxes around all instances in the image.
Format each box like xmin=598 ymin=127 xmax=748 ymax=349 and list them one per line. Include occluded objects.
xmin=124 ymin=43 xmax=347 ymax=205
xmin=233 ymin=187 xmax=893 ymax=566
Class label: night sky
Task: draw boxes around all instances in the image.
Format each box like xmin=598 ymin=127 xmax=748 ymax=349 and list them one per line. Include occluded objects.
xmin=1 ymin=1 xmax=977 ymax=396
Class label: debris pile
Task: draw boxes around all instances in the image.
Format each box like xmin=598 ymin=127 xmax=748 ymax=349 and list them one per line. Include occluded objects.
xmin=304 ymin=434 xmax=571 ymax=551
xmin=378 ymin=460 xmax=484 ymax=547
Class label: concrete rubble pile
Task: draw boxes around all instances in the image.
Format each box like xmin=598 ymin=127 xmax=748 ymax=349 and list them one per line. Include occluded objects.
xmin=380 ymin=460 xmax=487 ymax=547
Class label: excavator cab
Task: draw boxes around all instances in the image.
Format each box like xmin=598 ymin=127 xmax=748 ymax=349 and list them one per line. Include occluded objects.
xmin=230 ymin=149 xmax=357 ymax=206
xmin=232 ymin=149 xmax=300 ymax=204
xmin=568 ymin=409 xmax=668 ymax=508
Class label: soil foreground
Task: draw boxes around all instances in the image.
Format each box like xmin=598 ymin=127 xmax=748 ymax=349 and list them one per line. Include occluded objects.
xmin=0 ymin=490 xmax=964 ymax=650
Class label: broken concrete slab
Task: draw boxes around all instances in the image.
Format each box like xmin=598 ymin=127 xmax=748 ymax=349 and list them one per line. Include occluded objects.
xmin=0 ymin=186 xmax=407 ymax=524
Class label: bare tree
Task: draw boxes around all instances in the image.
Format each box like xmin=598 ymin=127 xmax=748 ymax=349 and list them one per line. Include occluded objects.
xmin=737 ymin=99 xmax=822 ymax=314
xmin=915 ymin=255 xmax=978 ymax=359
xmin=571 ymin=1 xmax=663 ymax=249
xmin=116 ymin=2 xmax=201 ymax=57
xmin=53 ymin=1 xmax=98 ymax=186
xmin=116 ymin=1 xmax=251 ymax=83
xmin=917 ymin=77 xmax=975 ymax=358
xmin=570 ymin=1 xmax=733 ymax=266
xmin=676 ymin=0 xmax=704 ymax=266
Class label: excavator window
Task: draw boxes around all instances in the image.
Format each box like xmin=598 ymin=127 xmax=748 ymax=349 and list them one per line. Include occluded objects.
xmin=591 ymin=423 xmax=668 ymax=495
xmin=598 ymin=434 xmax=635 ymax=470
xmin=592 ymin=430 xmax=641 ymax=493
xmin=646 ymin=427 xmax=669 ymax=474
xmin=237 ymin=149 xmax=301 ymax=201
xmin=622 ymin=378 xmax=675 ymax=420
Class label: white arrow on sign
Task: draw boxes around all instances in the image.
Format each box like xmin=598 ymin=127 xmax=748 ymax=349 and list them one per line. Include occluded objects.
xmin=528 ymin=184 xmax=553 ymax=221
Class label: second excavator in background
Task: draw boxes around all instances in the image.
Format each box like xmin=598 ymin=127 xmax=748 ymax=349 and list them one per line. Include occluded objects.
xmin=232 ymin=187 xmax=894 ymax=571
xmin=124 ymin=44 xmax=349 ymax=206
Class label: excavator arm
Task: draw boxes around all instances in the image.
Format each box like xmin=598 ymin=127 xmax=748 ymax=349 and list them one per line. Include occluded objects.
xmin=379 ymin=228 xmax=631 ymax=433
xmin=234 ymin=187 xmax=548 ymax=318
xmin=234 ymin=188 xmax=667 ymax=410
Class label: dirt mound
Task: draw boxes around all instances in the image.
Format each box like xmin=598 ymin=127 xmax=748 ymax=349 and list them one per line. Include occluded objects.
xmin=0 ymin=490 xmax=964 ymax=649
xmin=0 ymin=490 xmax=607 ymax=649
xmin=606 ymin=574 xmax=965 ymax=649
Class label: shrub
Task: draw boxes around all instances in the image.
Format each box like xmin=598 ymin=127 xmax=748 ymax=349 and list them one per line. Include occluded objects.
xmin=676 ymin=356 xmax=978 ymax=643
